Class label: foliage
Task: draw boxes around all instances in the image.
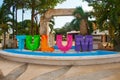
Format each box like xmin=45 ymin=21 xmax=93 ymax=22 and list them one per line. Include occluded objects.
xmin=54 ymin=21 xmax=93 ymax=36
xmin=17 ymin=20 xmax=31 ymax=35
xmin=17 ymin=20 xmax=39 ymax=35
xmin=0 ymin=5 xmax=12 ymax=49
xmin=88 ymin=21 xmax=93 ymax=34
xmin=0 ymin=4 xmax=12 ymax=34
xmin=24 ymin=0 xmax=66 ymax=14
xmin=22 ymin=0 xmax=66 ymax=35
xmin=73 ymin=7 xmax=86 ymax=19
xmin=3 ymin=0 xmax=66 ymax=35
xmin=85 ymin=0 xmax=120 ymax=50
xmin=86 ymin=0 xmax=120 ymax=31
xmin=70 ymin=7 xmax=84 ymax=32
xmin=71 ymin=6 xmax=93 ymax=35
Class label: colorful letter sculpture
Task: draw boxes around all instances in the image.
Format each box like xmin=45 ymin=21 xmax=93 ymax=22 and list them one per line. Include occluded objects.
xmin=16 ymin=34 xmax=93 ymax=52
xmin=16 ymin=35 xmax=26 ymax=51
xmin=26 ymin=35 xmax=40 ymax=51
xmin=75 ymin=35 xmax=93 ymax=52
xmin=56 ymin=35 xmax=73 ymax=53
xmin=75 ymin=35 xmax=83 ymax=52
xmin=85 ymin=35 xmax=93 ymax=51
xmin=40 ymin=35 xmax=54 ymax=52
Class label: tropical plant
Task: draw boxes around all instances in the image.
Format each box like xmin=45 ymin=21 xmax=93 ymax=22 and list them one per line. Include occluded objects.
xmin=3 ymin=0 xmax=21 ymax=39
xmin=23 ymin=0 xmax=66 ymax=35
xmin=3 ymin=0 xmax=66 ymax=35
xmin=17 ymin=20 xmax=31 ymax=35
xmin=71 ymin=7 xmax=90 ymax=35
xmin=0 ymin=5 xmax=12 ymax=49
xmin=3 ymin=0 xmax=65 ymax=35
xmin=85 ymin=0 xmax=120 ymax=50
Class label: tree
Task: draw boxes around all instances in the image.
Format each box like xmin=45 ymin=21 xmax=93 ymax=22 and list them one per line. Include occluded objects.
xmin=17 ymin=20 xmax=31 ymax=35
xmin=3 ymin=0 xmax=66 ymax=35
xmin=0 ymin=5 xmax=12 ymax=49
xmin=3 ymin=0 xmax=21 ymax=39
xmin=71 ymin=7 xmax=89 ymax=35
xmin=17 ymin=20 xmax=40 ymax=35
xmin=85 ymin=0 xmax=120 ymax=50
xmin=23 ymin=0 xmax=66 ymax=35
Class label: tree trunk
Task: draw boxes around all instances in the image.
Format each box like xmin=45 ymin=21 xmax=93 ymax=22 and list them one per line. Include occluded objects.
xmin=30 ymin=0 xmax=35 ymax=35
xmin=35 ymin=16 xmax=37 ymax=35
xmin=16 ymin=6 xmax=18 ymax=35
xmin=80 ymin=19 xmax=88 ymax=35
xmin=3 ymin=32 xmax=6 ymax=49
xmin=13 ymin=6 xmax=15 ymax=40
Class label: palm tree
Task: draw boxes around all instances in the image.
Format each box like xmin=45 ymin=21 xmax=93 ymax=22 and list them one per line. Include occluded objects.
xmin=3 ymin=0 xmax=66 ymax=35
xmin=3 ymin=0 xmax=16 ymax=40
xmin=0 ymin=5 xmax=12 ymax=49
xmin=17 ymin=20 xmax=37 ymax=35
xmin=23 ymin=0 xmax=66 ymax=35
xmin=0 ymin=24 xmax=9 ymax=49
xmin=71 ymin=7 xmax=89 ymax=36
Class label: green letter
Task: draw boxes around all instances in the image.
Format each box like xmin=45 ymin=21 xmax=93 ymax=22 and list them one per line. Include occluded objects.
xmin=26 ymin=35 xmax=40 ymax=51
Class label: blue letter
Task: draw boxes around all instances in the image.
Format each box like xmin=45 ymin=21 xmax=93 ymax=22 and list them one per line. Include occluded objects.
xmin=16 ymin=35 xmax=26 ymax=51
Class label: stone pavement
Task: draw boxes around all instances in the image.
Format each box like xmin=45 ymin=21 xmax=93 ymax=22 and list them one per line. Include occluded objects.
xmin=0 ymin=56 xmax=120 ymax=80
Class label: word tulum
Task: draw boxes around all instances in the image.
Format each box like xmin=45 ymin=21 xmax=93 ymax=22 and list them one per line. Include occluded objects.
xmin=16 ymin=35 xmax=93 ymax=53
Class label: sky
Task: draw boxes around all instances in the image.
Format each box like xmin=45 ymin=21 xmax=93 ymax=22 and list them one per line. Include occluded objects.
xmin=54 ymin=0 xmax=92 ymax=28
xmin=0 ymin=0 xmax=92 ymax=28
xmin=0 ymin=0 xmax=3 ymax=6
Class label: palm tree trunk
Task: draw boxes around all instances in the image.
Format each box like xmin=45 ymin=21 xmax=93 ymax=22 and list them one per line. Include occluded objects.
xmin=3 ymin=32 xmax=6 ymax=49
xmin=80 ymin=19 xmax=88 ymax=35
xmin=16 ymin=6 xmax=18 ymax=35
xmin=31 ymin=0 xmax=35 ymax=35
xmin=35 ymin=15 xmax=39 ymax=35
xmin=12 ymin=6 xmax=15 ymax=40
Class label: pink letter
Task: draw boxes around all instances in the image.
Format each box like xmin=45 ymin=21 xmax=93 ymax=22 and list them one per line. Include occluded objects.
xmin=56 ymin=35 xmax=73 ymax=53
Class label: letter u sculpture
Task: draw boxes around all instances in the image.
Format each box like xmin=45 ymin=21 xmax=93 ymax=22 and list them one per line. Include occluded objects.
xmin=56 ymin=35 xmax=73 ymax=53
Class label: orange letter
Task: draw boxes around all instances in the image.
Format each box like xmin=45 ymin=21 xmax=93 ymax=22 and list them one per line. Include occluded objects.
xmin=40 ymin=35 xmax=54 ymax=52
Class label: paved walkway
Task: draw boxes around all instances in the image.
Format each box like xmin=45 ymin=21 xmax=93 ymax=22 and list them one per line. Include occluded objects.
xmin=0 ymin=56 xmax=120 ymax=80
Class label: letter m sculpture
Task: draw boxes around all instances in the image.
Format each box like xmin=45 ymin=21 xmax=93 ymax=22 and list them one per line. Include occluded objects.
xmin=75 ymin=35 xmax=93 ymax=52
